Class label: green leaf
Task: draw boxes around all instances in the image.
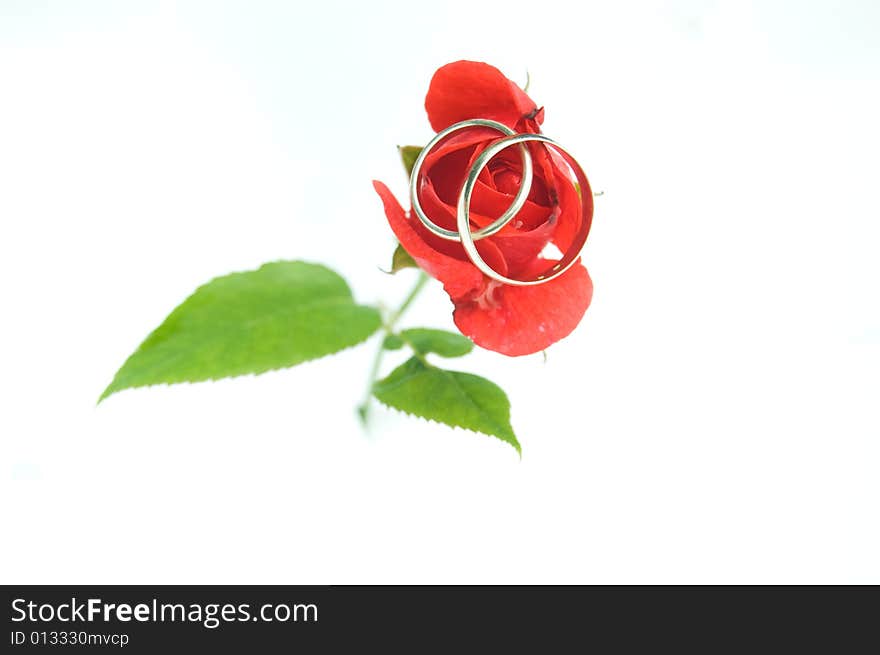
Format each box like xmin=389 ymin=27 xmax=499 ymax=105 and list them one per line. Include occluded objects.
xmin=399 ymin=328 xmax=473 ymax=358
xmin=383 ymin=334 xmax=404 ymax=350
xmin=390 ymin=243 xmax=417 ymax=273
xmin=397 ymin=145 xmax=422 ymax=178
xmin=101 ymin=261 xmax=381 ymax=400
xmin=373 ymin=357 xmax=520 ymax=453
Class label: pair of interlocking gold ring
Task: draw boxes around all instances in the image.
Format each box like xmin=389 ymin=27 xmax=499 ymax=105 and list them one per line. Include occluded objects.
xmin=409 ymin=118 xmax=592 ymax=287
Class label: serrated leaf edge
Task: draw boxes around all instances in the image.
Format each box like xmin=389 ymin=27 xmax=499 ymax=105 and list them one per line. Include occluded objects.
xmin=99 ymin=321 xmax=380 ymax=403
xmin=372 ymin=398 xmax=521 ymax=456
xmin=372 ymin=363 xmax=521 ymax=454
xmin=99 ymin=260 xmax=381 ymax=402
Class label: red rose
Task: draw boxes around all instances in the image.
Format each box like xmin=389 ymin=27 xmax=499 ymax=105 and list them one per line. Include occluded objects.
xmin=373 ymin=60 xmax=593 ymax=356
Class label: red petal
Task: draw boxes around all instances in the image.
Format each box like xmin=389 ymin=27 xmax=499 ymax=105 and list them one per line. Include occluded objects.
xmin=466 ymin=171 xmax=551 ymax=232
xmin=373 ymin=181 xmax=482 ymax=299
xmin=373 ymin=180 xmax=514 ymax=302
xmin=425 ymin=61 xmax=541 ymax=132
xmin=418 ymin=179 xmax=548 ymax=275
xmin=452 ymin=260 xmax=593 ymax=356
xmin=487 ymin=222 xmax=555 ymax=276
xmin=547 ymin=149 xmax=592 ymax=254
xmin=421 ymin=126 xmax=499 ymax=171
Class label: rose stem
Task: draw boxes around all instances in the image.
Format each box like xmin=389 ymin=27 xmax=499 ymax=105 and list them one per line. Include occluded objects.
xmin=357 ymin=270 xmax=429 ymax=424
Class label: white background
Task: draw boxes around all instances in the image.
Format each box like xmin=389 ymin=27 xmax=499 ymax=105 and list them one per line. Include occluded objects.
xmin=2 ymin=0 xmax=878 ymax=583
